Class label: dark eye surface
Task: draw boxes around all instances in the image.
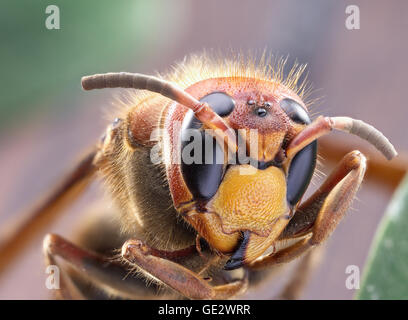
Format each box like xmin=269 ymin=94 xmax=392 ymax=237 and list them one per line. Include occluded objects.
xmin=180 ymin=92 xmax=234 ymax=200
xmin=280 ymin=98 xmax=311 ymax=124
xmin=286 ymin=141 xmax=317 ymax=207
xmin=255 ymin=107 xmax=267 ymax=117
xmin=200 ymin=92 xmax=235 ymax=117
xmin=180 ymin=130 xmax=225 ymax=200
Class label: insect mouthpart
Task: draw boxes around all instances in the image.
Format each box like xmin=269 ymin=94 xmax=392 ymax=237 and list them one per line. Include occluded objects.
xmin=224 ymin=231 xmax=251 ymax=270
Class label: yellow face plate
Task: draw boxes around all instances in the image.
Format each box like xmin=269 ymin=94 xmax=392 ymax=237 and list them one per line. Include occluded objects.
xmin=211 ymin=165 xmax=289 ymax=236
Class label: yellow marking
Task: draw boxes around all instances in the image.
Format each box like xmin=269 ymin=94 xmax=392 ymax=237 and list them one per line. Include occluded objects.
xmin=211 ymin=165 xmax=289 ymax=236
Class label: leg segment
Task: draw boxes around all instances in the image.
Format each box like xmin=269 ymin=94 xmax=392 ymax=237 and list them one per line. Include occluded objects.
xmin=249 ymin=150 xmax=366 ymax=270
xmin=277 ymin=247 xmax=323 ymax=300
xmin=0 ymin=148 xmax=99 ymax=275
xmin=122 ymin=239 xmax=248 ymax=300
xmin=319 ymin=136 xmax=406 ymax=190
xmin=43 ymin=234 xmax=172 ymax=299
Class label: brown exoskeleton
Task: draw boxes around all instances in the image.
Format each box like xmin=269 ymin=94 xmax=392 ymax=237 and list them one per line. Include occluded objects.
xmin=0 ymin=54 xmax=398 ymax=299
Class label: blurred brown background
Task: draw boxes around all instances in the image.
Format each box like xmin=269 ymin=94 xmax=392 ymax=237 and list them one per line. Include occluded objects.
xmin=0 ymin=0 xmax=407 ymax=299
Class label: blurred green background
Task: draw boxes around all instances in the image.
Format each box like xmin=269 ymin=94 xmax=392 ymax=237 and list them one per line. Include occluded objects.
xmin=0 ymin=0 xmax=181 ymax=133
xmin=0 ymin=0 xmax=407 ymax=299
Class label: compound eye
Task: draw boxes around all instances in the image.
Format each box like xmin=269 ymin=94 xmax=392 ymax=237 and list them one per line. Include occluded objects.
xmin=280 ymin=98 xmax=311 ymax=124
xmin=180 ymin=92 xmax=234 ymax=200
xmin=286 ymin=141 xmax=317 ymax=207
xmin=200 ymin=92 xmax=235 ymax=117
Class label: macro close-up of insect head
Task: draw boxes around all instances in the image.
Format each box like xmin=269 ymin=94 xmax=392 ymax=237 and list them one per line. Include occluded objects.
xmin=0 ymin=0 xmax=407 ymax=305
